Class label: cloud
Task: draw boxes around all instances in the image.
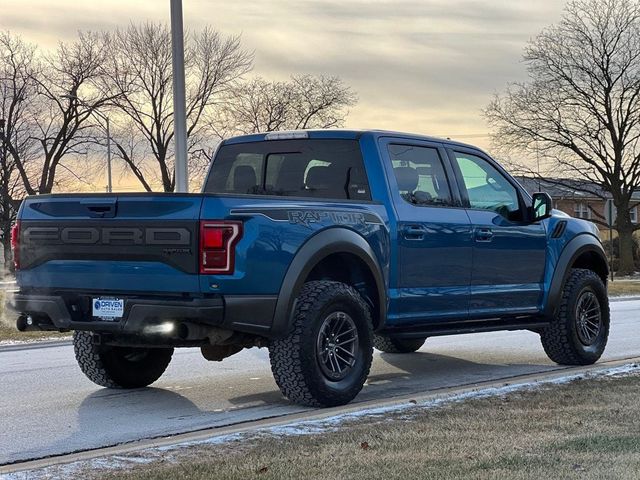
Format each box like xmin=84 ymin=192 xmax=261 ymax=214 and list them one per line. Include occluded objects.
xmin=203 ymin=0 xmax=566 ymax=142
xmin=1 ymin=0 xmax=567 ymax=151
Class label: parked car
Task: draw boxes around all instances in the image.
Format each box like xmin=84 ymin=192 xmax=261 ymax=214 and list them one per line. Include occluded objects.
xmin=9 ymin=129 xmax=610 ymax=407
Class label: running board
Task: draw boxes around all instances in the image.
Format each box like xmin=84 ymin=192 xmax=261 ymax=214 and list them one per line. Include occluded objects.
xmin=380 ymin=318 xmax=550 ymax=339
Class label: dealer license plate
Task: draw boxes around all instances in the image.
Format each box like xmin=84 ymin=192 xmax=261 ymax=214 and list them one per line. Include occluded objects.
xmin=92 ymin=298 xmax=124 ymax=320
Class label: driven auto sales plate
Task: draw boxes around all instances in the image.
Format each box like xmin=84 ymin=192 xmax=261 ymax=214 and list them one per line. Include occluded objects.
xmin=92 ymin=298 xmax=124 ymax=320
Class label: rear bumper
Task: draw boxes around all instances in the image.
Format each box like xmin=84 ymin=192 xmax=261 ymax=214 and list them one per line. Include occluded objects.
xmin=9 ymin=292 xmax=277 ymax=337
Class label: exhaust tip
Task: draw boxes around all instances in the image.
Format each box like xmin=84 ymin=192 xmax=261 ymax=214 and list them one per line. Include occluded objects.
xmin=177 ymin=323 xmax=189 ymax=340
xmin=16 ymin=315 xmax=28 ymax=332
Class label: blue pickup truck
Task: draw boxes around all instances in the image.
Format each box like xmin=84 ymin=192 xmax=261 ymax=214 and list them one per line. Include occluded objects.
xmin=10 ymin=129 xmax=610 ymax=407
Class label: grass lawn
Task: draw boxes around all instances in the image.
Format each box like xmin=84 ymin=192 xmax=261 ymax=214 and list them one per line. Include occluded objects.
xmin=0 ymin=323 xmax=69 ymax=342
xmin=0 ymin=290 xmax=69 ymax=343
xmin=607 ymin=280 xmax=640 ymax=297
xmin=95 ymin=371 xmax=640 ymax=480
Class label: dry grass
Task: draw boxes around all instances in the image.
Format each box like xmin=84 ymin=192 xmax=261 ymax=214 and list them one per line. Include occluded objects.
xmin=97 ymin=372 xmax=640 ymax=480
xmin=0 ymin=323 xmax=69 ymax=342
xmin=608 ymin=280 xmax=640 ymax=297
xmin=0 ymin=290 xmax=69 ymax=343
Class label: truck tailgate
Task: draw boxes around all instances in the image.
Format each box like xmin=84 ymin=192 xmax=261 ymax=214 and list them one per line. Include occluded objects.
xmin=17 ymin=194 xmax=203 ymax=293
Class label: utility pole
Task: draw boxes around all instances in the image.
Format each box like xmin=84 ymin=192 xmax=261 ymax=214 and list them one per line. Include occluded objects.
xmin=607 ymin=199 xmax=615 ymax=282
xmin=171 ymin=0 xmax=189 ymax=193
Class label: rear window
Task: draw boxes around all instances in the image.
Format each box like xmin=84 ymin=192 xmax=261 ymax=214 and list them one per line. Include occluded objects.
xmin=204 ymin=139 xmax=371 ymax=200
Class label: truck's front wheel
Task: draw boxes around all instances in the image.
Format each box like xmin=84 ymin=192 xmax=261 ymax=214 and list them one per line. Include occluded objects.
xmin=73 ymin=331 xmax=173 ymax=388
xmin=269 ymin=281 xmax=373 ymax=407
xmin=540 ymin=268 xmax=609 ymax=365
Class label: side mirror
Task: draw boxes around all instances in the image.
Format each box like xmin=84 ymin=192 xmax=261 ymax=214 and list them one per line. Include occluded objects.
xmin=531 ymin=192 xmax=552 ymax=221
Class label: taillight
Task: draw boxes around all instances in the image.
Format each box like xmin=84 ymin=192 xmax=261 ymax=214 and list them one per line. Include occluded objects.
xmin=10 ymin=221 xmax=20 ymax=270
xmin=199 ymin=221 xmax=242 ymax=274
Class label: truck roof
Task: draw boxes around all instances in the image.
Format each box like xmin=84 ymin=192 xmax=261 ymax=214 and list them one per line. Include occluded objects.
xmin=221 ymin=129 xmax=483 ymax=151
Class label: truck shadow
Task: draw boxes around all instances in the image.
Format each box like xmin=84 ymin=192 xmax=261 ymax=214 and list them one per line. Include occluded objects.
xmin=44 ymin=387 xmax=204 ymax=459
xmin=47 ymin=385 xmax=297 ymax=459
xmin=228 ymin=351 xmax=555 ymax=406
xmin=225 ymin=389 xmax=289 ymax=406
xmin=360 ymin=351 xmax=555 ymax=401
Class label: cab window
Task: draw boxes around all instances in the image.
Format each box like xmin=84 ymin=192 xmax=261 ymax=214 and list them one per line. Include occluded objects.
xmin=453 ymin=152 xmax=521 ymax=219
xmin=206 ymin=139 xmax=370 ymax=200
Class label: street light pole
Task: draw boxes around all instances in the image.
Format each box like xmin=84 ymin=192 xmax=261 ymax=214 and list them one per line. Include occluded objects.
xmin=171 ymin=0 xmax=189 ymax=193
xmin=105 ymin=116 xmax=112 ymax=193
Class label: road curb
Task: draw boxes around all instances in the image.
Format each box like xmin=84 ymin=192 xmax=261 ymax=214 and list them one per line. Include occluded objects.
xmin=3 ymin=355 xmax=639 ymax=476
xmin=609 ymin=295 xmax=640 ymax=302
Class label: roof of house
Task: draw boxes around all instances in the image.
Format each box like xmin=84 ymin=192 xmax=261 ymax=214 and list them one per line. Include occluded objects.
xmin=516 ymin=176 xmax=640 ymax=200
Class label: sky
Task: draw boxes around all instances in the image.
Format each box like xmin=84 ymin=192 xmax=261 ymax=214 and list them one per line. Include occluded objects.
xmin=1 ymin=0 xmax=567 ymax=188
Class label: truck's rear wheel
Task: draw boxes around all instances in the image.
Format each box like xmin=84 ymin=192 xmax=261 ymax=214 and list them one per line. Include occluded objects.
xmin=73 ymin=331 xmax=173 ymax=388
xmin=373 ymin=335 xmax=426 ymax=353
xmin=269 ymin=281 xmax=373 ymax=407
xmin=540 ymin=268 xmax=609 ymax=365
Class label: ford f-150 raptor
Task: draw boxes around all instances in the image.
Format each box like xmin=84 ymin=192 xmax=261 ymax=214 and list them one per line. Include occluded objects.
xmin=10 ymin=129 xmax=610 ymax=407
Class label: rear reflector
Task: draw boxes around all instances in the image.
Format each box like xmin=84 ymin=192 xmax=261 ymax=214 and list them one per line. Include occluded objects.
xmin=199 ymin=221 xmax=242 ymax=274
xmin=10 ymin=221 xmax=20 ymax=270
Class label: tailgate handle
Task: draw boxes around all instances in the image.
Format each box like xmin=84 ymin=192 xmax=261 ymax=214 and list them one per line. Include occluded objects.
xmin=82 ymin=200 xmax=117 ymax=218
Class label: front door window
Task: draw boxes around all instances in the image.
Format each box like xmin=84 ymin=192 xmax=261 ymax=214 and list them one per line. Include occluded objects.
xmin=453 ymin=152 xmax=521 ymax=220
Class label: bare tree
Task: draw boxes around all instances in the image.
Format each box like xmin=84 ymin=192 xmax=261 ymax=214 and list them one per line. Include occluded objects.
xmin=108 ymin=118 xmax=153 ymax=191
xmin=486 ymin=0 xmax=640 ymax=274
xmin=15 ymin=32 xmax=113 ymax=195
xmin=0 ymin=32 xmax=38 ymax=269
xmin=102 ymin=23 xmax=252 ymax=192
xmin=230 ymin=75 xmax=357 ymax=134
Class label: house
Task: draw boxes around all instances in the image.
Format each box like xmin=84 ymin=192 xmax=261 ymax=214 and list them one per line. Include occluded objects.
xmin=516 ymin=177 xmax=640 ymax=227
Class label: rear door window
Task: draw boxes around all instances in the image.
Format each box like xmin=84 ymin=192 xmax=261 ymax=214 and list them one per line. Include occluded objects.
xmin=388 ymin=144 xmax=452 ymax=206
xmin=205 ymin=139 xmax=370 ymax=201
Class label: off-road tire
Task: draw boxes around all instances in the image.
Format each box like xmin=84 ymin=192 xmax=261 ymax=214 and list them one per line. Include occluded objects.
xmin=540 ymin=268 xmax=609 ymax=365
xmin=373 ymin=335 xmax=426 ymax=353
xmin=269 ymin=281 xmax=374 ymax=407
xmin=73 ymin=331 xmax=173 ymax=388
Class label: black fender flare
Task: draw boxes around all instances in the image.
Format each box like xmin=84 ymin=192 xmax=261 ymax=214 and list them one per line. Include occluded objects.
xmin=270 ymin=227 xmax=387 ymax=338
xmin=544 ymin=233 xmax=608 ymax=317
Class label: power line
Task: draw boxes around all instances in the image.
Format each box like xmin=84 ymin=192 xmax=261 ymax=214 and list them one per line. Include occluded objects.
xmin=436 ymin=133 xmax=492 ymax=139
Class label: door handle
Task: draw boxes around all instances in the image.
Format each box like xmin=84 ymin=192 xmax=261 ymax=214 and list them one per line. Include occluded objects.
xmin=475 ymin=227 xmax=493 ymax=242
xmin=403 ymin=225 xmax=426 ymax=240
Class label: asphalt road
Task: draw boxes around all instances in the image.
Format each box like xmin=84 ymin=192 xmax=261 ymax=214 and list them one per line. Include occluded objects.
xmin=2 ymin=299 xmax=639 ymax=466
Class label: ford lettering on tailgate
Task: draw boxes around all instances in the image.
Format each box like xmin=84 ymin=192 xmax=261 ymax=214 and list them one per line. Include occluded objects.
xmin=23 ymin=227 xmax=191 ymax=245
xmin=16 ymin=221 xmax=198 ymax=274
